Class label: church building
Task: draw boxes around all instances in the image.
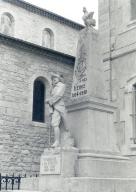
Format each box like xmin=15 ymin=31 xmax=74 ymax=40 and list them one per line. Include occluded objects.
xmin=0 ymin=0 xmax=83 ymax=175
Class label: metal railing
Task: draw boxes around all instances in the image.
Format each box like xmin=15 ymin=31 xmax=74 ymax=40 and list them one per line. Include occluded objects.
xmin=0 ymin=174 xmax=38 ymax=191
xmin=0 ymin=174 xmax=21 ymax=191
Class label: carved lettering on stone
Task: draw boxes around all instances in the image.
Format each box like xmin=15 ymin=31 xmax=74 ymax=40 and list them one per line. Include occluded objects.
xmin=40 ymin=154 xmax=61 ymax=175
xmin=71 ymin=30 xmax=88 ymax=99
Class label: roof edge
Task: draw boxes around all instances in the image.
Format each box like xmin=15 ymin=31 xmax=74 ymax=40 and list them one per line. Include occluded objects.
xmin=0 ymin=33 xmax=75 ymax=65
xmin=3 ymin=0 xmax=84 ymax=30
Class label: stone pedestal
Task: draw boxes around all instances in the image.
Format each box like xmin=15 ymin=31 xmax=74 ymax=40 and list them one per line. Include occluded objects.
xmin=39 ymin=147 xmax=78 ymax=192
xmin=67 ymin=97 xmax=121 ymax=177
xmin=67 ymin=97 xmax=117 ymax=153
xmin=63 ymin=177 xmax=136 ymax=192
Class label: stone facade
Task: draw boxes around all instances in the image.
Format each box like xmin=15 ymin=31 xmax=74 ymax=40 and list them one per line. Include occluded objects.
xmin=0 ymin=34 xmax=74 ymax=175
xmin=99 ymin=0 xmax=136 ymax=155
xmin=0 ymin=0 xmax=83 ymax=56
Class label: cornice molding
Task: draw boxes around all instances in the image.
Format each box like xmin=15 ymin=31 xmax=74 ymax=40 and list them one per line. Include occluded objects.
xmin=0 ymin=33 xmax=75 ymax=65
xmin=66 ymin=96 xmax=117 ymax=113
xmin=103 ymin=46 xmax=136 ymax=62
xmin=3 ymin=0 xmax=84 ymax=31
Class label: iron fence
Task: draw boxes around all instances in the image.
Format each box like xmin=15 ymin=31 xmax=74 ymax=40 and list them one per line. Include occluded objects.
xmin=0 ymin=174 xmax=38 ymax=191
xmin=0 ymin=174 xmax=21 ymax=191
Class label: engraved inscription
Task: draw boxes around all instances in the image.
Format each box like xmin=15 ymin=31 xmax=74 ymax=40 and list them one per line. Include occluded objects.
xmin=71 ymin=32 xmax=88 ymax=99
xmin=40 ymin=155 xmax=61 ymax=175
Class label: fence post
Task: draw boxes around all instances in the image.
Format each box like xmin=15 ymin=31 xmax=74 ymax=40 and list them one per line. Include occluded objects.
xmin=12 ymin=173 xmax=14 ymax=190
xmin=5 ymin=174 xmax=8 ymax=190
xmin=18 ymin=174 xmax=21 ymax=190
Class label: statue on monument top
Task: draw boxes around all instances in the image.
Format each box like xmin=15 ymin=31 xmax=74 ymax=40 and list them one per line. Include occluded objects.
xmin=82 ymin=7 xmax=96 ymax=27
xmin=46 ymin=72 xmax=74 ymax=148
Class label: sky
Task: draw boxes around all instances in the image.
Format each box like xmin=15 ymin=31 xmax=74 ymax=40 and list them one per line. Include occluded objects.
xmin=25 ymin=0 xmax=98 ymax=26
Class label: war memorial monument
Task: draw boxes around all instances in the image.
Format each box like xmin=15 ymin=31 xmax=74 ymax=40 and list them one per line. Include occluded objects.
xmin=20 ymin=7 xmax=136 ymax=192
xmin=1 ymin=0 xmax=136 ymax=191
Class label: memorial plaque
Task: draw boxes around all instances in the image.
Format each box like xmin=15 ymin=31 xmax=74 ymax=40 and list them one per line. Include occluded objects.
xmin=40 ymin=154 xmax=61 ymax=175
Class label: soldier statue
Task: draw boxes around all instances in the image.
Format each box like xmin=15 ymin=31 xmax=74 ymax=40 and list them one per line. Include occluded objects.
xmin=46 ymin=73 xmax=67 ymax=147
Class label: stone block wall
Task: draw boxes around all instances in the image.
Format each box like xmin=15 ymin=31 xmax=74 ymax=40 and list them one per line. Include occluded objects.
xmin=98 ymin=0 xmax=111 ymax=100
xmin=99 ymin=0 xmax=131 ymax=54
xmin=0 ymin=36 xmax=74 ymax=175
xmin=98 ymin=0 xmax=136 ymax=153
xmin=99 ymin=0 xmax=136 ymax=102
xmin=98 ymin=0 xmax=135 ymax=100
xmin=0 ymin=0 xmax=81 ymax=56
xmin=111 ymin=51 xmax=136 ymax=152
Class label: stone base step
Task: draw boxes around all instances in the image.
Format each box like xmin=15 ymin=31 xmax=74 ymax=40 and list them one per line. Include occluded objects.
xmin=20 ymin=176 xmax=136 ymax=192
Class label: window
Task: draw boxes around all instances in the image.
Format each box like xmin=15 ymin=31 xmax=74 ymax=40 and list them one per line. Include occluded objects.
xmin=0 ymin=12 xmax=14 ymax=35
xmin=42 ymin=28 xmax=54 ymax=48
xmin=32 ymin=78 xmax=45 ymax=123
xmin=131 ymin=0 xmax=136 ymax=20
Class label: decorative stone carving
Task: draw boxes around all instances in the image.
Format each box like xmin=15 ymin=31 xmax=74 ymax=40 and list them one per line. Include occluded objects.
xmin=82 ymin=7 xmax=96 ymax=27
